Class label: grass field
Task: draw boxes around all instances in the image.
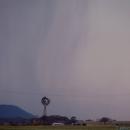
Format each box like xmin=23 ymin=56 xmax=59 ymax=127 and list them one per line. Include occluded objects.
xmin=0 ymin=125 xmax=128 ymax=130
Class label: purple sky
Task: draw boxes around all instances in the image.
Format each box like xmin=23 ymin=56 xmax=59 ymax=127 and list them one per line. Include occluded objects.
xmin=0 ymin=0 xmax=130 ymax=120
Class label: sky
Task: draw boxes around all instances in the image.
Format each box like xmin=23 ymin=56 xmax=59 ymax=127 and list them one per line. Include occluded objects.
xmin=0 ymin=0 xmax=130 ymax=120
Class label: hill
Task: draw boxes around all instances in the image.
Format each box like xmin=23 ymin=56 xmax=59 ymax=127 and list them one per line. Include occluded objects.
xmin=0 ymin=104 xmax=35 ymax=119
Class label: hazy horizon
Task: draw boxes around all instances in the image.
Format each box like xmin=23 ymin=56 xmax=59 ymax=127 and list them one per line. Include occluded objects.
xmin=0 ymin=0 xmax=130 ymax=121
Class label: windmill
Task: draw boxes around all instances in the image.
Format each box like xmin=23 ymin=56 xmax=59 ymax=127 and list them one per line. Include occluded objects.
xmin=41 ymin=96 xmax=50 ymax=116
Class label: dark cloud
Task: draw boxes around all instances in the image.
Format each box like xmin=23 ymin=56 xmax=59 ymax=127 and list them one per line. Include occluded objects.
xmin=0 ymin=0 xmax=130 ymax=120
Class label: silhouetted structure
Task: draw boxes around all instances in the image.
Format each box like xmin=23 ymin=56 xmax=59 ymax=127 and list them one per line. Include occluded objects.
xmin=41 ymin=97 xmax=50 ymax=117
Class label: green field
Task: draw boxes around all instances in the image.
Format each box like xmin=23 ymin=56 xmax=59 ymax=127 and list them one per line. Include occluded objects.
xmin=0 ymin=125 xmax=128 ymax=130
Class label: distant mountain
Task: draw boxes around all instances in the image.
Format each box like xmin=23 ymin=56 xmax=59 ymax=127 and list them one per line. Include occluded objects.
xmin=0 ymin=105 xmax=35 ymax=119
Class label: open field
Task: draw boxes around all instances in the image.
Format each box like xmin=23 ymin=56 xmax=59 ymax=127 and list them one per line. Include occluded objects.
xmin=0 ymin=125 xmax=129 ymax=130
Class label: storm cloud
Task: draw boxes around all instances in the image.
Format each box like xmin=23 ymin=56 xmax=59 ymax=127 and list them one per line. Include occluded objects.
xmin=0 ymin=0 xmax=130 ymax=120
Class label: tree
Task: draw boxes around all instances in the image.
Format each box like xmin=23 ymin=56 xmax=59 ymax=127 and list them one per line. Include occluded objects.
xmin=70 ymin=116 xmax=77 ymax=124
xmin=99 ymin=117 xmax=111 ymax=124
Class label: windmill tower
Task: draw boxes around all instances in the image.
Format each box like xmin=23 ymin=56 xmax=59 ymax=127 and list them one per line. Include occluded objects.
xmin=41 ymin=96 xmax=50 ymax=116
